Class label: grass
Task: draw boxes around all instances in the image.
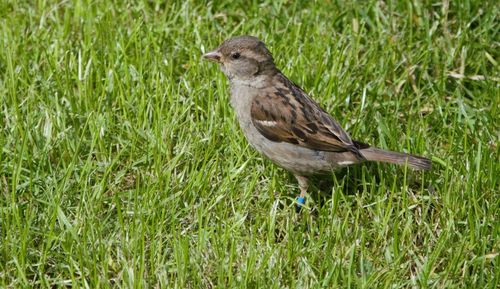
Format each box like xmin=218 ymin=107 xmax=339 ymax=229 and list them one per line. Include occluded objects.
xmin=0 ymin=0 xmax=498 ymax=288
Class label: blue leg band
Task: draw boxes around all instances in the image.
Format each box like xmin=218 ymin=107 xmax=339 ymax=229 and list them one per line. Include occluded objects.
xmin=296 ymin=196 xmax=306 ymax=213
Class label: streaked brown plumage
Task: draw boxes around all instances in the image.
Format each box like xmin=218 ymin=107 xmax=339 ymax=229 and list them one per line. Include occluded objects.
xmin=203 ymin=36 xmax=431 ymax=204
xmin=250 ymin=73 xmax=362 ymax=155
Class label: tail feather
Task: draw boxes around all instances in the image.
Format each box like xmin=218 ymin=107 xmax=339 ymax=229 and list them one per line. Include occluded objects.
xmin=360 ymin=147 xmax=432 ymax=171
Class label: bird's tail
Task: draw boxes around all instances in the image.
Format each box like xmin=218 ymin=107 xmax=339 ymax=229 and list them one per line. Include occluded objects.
xmin=359 ymin=147 xmax=432 ymax=171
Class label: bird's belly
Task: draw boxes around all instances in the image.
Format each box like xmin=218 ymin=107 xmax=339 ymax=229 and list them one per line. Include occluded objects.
xmin=241 ymin=123 xmax=338 ymax=175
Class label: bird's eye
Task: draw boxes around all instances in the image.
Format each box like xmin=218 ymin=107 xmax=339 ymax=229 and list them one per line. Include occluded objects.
xmin=231 ymin=52 xmax=241 ymax=60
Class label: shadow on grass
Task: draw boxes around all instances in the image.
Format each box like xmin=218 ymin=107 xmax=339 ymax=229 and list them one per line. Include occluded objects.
xmin=284 ymin=162 xmax=429 ymax=213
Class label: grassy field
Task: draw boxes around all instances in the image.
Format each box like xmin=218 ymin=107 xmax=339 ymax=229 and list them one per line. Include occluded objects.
xmin=1 ymin=0 xmax=499 ymax=288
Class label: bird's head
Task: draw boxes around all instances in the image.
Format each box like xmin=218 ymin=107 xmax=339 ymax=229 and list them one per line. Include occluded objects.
xmin=203 ymin=36 xmax=276 ymax=81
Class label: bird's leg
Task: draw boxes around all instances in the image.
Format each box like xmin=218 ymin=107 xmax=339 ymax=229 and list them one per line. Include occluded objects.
xmin=294 ymin=175 xmax=308 ymax=212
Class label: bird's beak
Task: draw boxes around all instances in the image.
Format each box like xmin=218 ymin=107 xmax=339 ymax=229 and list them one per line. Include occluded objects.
xmin=203 ymin=50 xmax=222 ymax=63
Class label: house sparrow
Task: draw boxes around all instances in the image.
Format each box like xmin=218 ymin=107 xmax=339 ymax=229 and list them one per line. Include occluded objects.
xmin=203 ymin=36 xmax=431 ymax=208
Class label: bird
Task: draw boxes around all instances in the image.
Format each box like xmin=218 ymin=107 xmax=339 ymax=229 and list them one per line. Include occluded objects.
xmin=203 ymin=36 xmax=431 ymax=210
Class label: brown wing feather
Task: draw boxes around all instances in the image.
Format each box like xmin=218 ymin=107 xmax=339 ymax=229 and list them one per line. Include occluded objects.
xmin=251 ymin=73 xmax=362 ymax=156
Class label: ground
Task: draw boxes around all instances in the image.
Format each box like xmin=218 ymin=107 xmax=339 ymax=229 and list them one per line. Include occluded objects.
xmin=0 ymin=0 xmax=498 ymax=288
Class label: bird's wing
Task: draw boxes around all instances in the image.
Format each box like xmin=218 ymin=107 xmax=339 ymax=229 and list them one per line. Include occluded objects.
xmin=251 ymin=73 xmax=362 ymax=155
